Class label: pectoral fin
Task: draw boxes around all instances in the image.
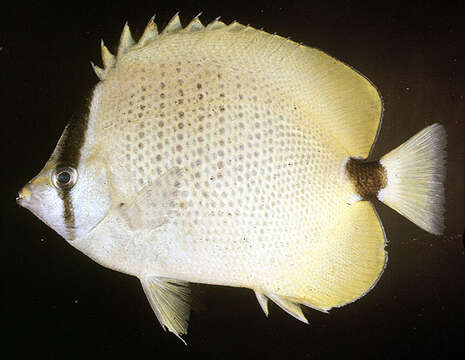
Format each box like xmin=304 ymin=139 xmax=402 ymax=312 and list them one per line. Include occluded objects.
xmin=141 ymin=276 xmax=191 ymax=343
xmin=118 ymin=167 xmax=184 ymax=231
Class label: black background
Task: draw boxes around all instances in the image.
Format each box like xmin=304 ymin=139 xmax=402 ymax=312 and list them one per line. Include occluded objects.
xmin=2 ymin=1 xmax=464 ymax=359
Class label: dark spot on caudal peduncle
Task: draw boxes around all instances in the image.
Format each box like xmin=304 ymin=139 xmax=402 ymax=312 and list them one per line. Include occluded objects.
xmin=345 ymin=158 xmax=387 ymax=200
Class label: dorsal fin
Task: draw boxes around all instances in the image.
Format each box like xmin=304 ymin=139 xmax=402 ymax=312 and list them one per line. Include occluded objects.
xmin=227 ymin=21 xmax=246 ymax=32
xmin=184 ymin=14 xmax=204 ymax=32
xmin=117 ymin=22 xmax=135 ymax=58
xmin=254 ymin=290 xmax=269 ymax=316
xmin=206 ymin=17 xmax=226 ymax=30
xmin=267 ymin=294 xmax=308 ymax=323
xmin=90 ymin=62 xmax=105 ymax=80
xmin=162 ymin=13 xmax=182 ymax=34
xmin=91 ymin=14 xmax=242 ymax=81
xmin=100 ymin=40 xmax=115 ymax=69
xmin=138 ymin=16 xmax=159 ymax=46
xmin=91 ymin=13 xmax=383 ymax=155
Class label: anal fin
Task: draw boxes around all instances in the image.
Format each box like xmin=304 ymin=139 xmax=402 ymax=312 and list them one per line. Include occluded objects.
xmin=267 ymin=294 xmax=308 ymax=324
xmin=140 ymin=276 xmax=191 ymax=344
xmin=254 ymin=291 xmax=269 ymax=317
xmin=302 ymin=201 xmax=387 ymax=310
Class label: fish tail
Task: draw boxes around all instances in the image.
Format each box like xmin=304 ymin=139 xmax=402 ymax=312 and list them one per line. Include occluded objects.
xmin=378 ymin=123 xmax=447 ymax=235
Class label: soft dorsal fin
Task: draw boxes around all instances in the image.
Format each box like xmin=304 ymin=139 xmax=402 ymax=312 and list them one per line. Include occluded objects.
xmin=141 ymin=276 xmax=191 ymax=343
xmin=217 ymin=23 xmax=382 ymax=158
xmin=306 ymin=58 xmax=382 ymax=158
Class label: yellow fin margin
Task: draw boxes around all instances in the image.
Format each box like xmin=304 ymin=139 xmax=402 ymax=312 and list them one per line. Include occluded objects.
xmin=302 ymin=201 xmax=387 ymax=310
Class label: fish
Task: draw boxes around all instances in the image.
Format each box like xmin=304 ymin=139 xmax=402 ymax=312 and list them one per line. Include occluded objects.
xmin=17 ymin=14 xmax=447 ymax=342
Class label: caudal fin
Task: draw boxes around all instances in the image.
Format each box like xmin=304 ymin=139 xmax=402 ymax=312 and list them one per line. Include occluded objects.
xmin=378 ymin=123 xmax=446 ymax=235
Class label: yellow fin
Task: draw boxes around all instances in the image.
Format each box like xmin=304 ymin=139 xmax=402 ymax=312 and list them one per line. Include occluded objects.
xmin=141 ymin=276 xmax=191 ymax=344
xmin=225 ymin=19 xmax=382 ymax=158
xmin=254 ymin=291 xmax=269 ymax=316
xmin=299 ymin=201 xmax=387 ymax=310
xmin=313 ymin=63 xmax=382 ymax=158
xmin=267 ymin=294 xmax=308 ymax=323
xmin=289 ymin=46 xmax=382 ymax=158
xmin=378 ymin=123 xmax=446 ymax=235
xmin=211 ymin=17 xmax=383 ymax=158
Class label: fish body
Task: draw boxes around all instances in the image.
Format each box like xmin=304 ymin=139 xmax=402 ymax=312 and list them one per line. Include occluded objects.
xmin=17 ymin=15 xmax=446 ymax=341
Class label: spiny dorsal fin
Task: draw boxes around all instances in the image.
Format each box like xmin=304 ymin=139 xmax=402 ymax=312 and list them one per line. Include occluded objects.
xmin=268 ymin=294 xmax=309 ymax=324
xmin=100 ymin=40 xmax=115 ymax=69
xmin=227 ymin=21 xmax=247 ymax=32
xmin=162 ymin=13 xmax=182 ymax=34
xmin=92 ymin=14 xmax=235 ymax=80
xmin=254 ymin=291 xmax=269 ymax=317
xmin=90 ymin=62 xmax=105 ymax=80
xmin=184 ymin=14 xmax=204 ymax=32
xmin=117 ymin=22 xmax=135 ymax=58
xmin=138 ymin=16 xmax=159 ymax=46
xmin=91 ymin=14 xmax=274 ymax=82
xmin=206 ymin=17 xmax=226 ymax=30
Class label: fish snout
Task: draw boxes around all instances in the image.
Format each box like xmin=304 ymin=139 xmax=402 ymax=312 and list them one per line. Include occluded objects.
xmin=17 ymin=175 xmax=51 ymax=206
xmin=16 ymin=183 xmax=33 ymax=206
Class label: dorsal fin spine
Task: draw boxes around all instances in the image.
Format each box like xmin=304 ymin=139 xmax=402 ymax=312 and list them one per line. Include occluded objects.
xmin=162 ymin=13 xmax=182 ymax=34
xmin=206 ymin=17 xmax=226 ymax=30
xmin=100 ymin=40 xmax=115 ymax=69
xmin=117 ymin=22 xmax=135 ymax=58
xmin=139 ymin=15 xmax=159 ymax=46
xmin=184 ymin=14 xmax=204 ymax=32
xmin=227 ymin=21 xmax=246 ymax=32
xmin=91 ymin=61 xmax=105 ymax=80
xmin=92 ymin=14 xmax=260 ymax=81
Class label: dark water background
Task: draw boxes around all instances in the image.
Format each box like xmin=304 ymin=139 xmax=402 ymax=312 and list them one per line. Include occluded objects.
xmin=2 ymin=1 xmax=464 ymax=358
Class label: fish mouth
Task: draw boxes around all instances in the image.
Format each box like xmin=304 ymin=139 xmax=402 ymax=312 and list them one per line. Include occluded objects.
xmin=16 ymin=193 xmax=23 ymax=205
xmin=16 ymin=184 xmax=31 ymax=207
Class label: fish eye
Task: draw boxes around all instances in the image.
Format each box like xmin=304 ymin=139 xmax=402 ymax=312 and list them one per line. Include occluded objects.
xmin=52 ymin=167 xmax=78 ymax=189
